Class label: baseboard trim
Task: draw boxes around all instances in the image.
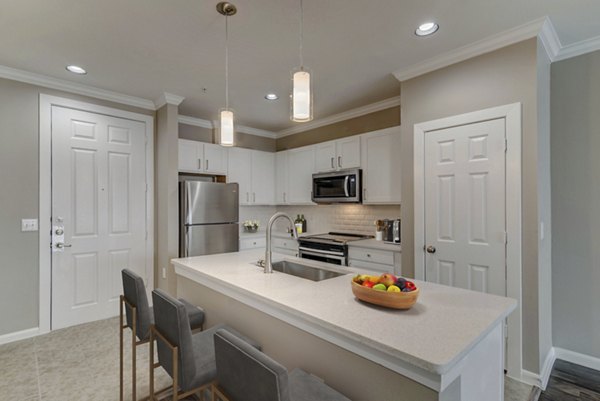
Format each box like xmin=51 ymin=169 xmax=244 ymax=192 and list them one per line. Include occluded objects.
xmin=0 ymin=327 xmax=40 ymax=345
xmin=555 ymin=347 xmax=600 ymax=372
xmin=518 ymin=348 xmax=556 ymax=390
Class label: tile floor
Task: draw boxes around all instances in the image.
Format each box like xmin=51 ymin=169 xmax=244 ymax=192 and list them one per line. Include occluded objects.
xmin=0 ymin=317 xmax=535 ymax=401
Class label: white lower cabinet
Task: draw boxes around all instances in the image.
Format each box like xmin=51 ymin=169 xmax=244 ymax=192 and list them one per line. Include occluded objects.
xmin=240 ymin=237 xmax=266 ymax=250
xmin=228 ymin=148 xmax=275 ymax=205
xmin=348 ymin=246 xmax=402 ymax=275
xmin=272 ymin=235 xmax=299 ymax=257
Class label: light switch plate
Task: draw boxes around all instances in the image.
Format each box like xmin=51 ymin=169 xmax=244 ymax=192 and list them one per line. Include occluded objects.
xmin=22 ymin=219 xmax=38 ymax=232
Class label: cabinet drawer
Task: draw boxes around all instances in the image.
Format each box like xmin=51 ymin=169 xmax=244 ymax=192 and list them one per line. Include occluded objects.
xmin=348 ymin=259 xmax=390 ymax=274
xmin=240 ymin=237 xmax=266 ymax=250
xmin=272 ymin=236 xmax=298 ymax=251
xmin=348 ymin=247 xmax=394 ymax=265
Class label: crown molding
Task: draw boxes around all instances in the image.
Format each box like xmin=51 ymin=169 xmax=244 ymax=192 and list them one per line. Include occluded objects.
xmin=0 ymin=64 xmax=156 ymax=110
xmin=178 ymin=115 xmax=214 ymax=129
xmin=393 ymin=18 xmax=546 ymax=82
xmin=276 ymin=96 xmax=401 ymax=138
xmin=554 ymin=34 xmax=600 ymax=62
xmin=539 ymin=17 xmax=562 ymax=60
xmin=237 ymin=125 xmax=278 ymax=139
xmin=155 ymin=92 xmax=185 ymax=108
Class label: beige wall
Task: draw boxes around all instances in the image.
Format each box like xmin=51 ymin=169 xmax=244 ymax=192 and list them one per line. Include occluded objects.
xmin=399 ymin=39 xmax=541 ymax=373
xmin=551 ymin=49 xmax=600 ymax=359
xmin=178 ymin=123 xmax=276 ymax=152
xmin=276 ymin=106 xmax=400 ymax=150
xmin=0 ymin=77 xmax=153 ymax=336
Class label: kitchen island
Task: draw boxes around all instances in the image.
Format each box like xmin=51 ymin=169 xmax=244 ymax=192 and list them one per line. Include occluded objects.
xmin=173 ymin=250 xmax=516 ymax=401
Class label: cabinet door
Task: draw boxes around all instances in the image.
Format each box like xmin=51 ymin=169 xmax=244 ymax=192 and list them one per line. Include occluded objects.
xmin=361 ymin=128 xmax=401 ymax=203
xmin=227 ymin=147 xmax=253 ymax=205
xmin=203 ymin=143 xmax=228 ymax=175
xmin=251 ymin=150 xmax=275 ymax=205
xmin=337 ymin=136 xmax=361 ymax=169
xmin=315 ymin=141 xmax=336 ymax=172
xmin=178 ymin=139 xmax=201 ymax=172
xmin=287 ymin=146 xmax=316 ymax=204
xmin=275 ymin=151 xmax=289 ymax=204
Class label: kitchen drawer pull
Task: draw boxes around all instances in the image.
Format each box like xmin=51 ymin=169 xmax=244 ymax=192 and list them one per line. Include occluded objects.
xmin=198 ymin=159 xmax=202 ymax=170
xmin=338 ymin=156 xmax=342 ymax=168
xmin=206 ymin=159 xmax=209 ymax=170
xmin=253 ymin=192 xmax=256 ymax=203
xmin=331 ymin=157 xmax=334 ymax=169
xmin=246 ymin=192 xmax=249 ymax=202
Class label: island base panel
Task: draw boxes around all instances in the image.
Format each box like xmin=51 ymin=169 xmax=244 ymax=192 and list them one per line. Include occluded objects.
xmin=177 ymin=276 xmax=438 ymax=401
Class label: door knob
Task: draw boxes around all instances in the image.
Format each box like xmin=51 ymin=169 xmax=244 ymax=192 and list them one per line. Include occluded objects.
xmin=426 ymin=245 xmax=436 ymax=254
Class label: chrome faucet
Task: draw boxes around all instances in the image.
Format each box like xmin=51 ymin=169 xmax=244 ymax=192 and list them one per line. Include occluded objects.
xmin=265 ymin=212 xmax=298 ymax=273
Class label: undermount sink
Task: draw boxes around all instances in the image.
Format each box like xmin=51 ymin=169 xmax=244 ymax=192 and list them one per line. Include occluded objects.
xmin=271 ymin=260 xmax=345 ymax=282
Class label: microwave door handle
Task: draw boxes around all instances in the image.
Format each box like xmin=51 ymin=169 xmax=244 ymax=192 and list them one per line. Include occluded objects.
xmin=344 ymin=176 xmax=350 ymax=197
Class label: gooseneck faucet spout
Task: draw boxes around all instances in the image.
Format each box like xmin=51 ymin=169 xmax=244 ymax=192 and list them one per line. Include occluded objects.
xmin=265 ymin=213 xmax=298 ymax=273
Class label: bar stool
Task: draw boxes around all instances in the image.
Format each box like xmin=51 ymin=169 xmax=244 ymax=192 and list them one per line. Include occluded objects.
xmin=212 ymin=329 xmax=352 ymax=401
xmin=120 ymin=269 xmax=205 ymax=401
xmin=150 ymin=289 xmax=261 ymax=401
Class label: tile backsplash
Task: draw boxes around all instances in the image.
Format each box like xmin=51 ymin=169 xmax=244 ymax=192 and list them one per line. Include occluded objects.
xmin=240 ymin=204 xmax=400 ymax=236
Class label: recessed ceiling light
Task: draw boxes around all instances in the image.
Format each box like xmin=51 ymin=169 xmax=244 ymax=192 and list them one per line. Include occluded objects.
xmin=265 ymin=93 xmax=279 ymax=100
xmin=415 ymin=22 xmax=439 ymax=37
xmin=66 ymin=65 xmax=87 ymax=74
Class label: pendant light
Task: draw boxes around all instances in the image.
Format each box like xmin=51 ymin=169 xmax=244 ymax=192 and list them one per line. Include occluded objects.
xmin=291 ymin=0 xmax=313 ymax=122
xmin=217 ymin=2 xmax=237 ymax=146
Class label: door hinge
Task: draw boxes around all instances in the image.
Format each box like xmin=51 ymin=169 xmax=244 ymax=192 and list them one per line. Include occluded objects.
xmin=504 ymin=138 xmax=508 ymax=152
xmin=503 ymin=231 xmax=508 ymax=245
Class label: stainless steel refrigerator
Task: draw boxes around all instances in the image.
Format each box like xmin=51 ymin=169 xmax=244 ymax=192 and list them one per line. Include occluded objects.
xmin=179 ymin=180 xmax=239 ymax=257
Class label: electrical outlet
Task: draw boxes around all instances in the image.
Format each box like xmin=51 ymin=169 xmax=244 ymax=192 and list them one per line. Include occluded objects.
xmin=162 ymin=267 xmax=166 ymax=279
xmin=21 ymin=219 xmax=38 ymax=232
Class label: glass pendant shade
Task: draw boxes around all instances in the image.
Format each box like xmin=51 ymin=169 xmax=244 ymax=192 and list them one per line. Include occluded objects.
xmin=291 ymin=68 xmax=313 ymax=122
xmin=219 ymin=109 xmax=235 ymax=147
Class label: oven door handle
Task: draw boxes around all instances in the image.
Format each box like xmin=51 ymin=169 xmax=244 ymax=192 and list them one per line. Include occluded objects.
xmin=344 ymin=176 xmax=350 ymax=197
xmin=299 ymin=247 xmax=345 ymax=258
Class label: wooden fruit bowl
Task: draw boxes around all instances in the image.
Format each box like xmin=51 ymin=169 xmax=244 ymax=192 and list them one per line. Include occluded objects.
xmin=351 ymin=281 xmax=420 ymax=310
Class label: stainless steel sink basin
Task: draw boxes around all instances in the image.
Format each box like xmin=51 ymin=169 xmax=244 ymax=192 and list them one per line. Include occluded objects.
xmin=271 ymin=260 xmax=345 ymax=282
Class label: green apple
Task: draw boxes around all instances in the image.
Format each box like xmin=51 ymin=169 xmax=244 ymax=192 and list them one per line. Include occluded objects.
xmin=373 ymin=283 xmax=387 ymax=291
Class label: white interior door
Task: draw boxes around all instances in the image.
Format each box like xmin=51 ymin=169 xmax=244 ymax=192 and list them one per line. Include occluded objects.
xmin=424 ymin=118 xmax=506 ymax=297
xmin=51 ymin=106 xmax=148 ymax=330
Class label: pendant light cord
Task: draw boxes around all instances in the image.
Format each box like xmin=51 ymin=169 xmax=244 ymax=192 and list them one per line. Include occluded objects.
xmin=299 ymin=0 xmax=304 ymax=69
xmin=225 ymin=14 xmax=229 ymax=110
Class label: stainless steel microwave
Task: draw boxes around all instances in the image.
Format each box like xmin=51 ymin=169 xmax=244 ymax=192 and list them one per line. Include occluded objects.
xmin=312 ymin=169 xmax=362 ymax=204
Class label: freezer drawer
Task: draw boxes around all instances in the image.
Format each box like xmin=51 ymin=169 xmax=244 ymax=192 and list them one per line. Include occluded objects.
xmin=181 ymin=224 xmax=239 ymax=257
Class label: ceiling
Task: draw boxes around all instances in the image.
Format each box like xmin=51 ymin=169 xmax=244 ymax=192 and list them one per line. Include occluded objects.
xmin=0 ymin=0 xmax=599 ymax=132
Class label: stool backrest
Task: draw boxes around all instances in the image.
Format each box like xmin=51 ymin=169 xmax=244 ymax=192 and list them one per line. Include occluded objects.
xmin=152 ymin=289 xmax=196 ymax=391
xmin=214 ymin=329 xmax=290 ymax=401
xmin=121 ymin=269 xmax=152 ymax=340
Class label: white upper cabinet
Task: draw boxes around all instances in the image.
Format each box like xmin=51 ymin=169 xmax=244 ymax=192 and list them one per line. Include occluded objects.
xmin=360 ymin=127 xmax=401 ymax=204
xmin=275 ymin=151 xmax=289 ymax=204
xmin=228 ymin=147 xmax=275 ymax=205
xmin=287 ymin=145 xmax=316 ymax=204
xmin=314 ymin=136 xmax=361 ymax=172
xmin=178 ymin=139 xmax=228 ymax=175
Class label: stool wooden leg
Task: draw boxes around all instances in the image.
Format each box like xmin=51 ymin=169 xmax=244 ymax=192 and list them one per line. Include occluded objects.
xmin=120 ymin=296 xmax=124 ymax=401
xmin=132 ymin=307 xmax=137 ymax=401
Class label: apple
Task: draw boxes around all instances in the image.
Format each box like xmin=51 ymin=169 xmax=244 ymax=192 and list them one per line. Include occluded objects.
xmin=373 ymin=283 xmax=387 ymax=291
xmin=362 ymin=281 xmax=375 ymax=288
xmin=379 ymin=273 xmax=397 ymax=287
xmin=387 ymin=285 xmax=401 ymax=293
xmin=368 ymin=275 xmax=381 ymax=284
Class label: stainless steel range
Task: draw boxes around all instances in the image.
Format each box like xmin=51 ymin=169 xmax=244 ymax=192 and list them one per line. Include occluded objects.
xmin=298 ymin=232 xmax=372 ymax=266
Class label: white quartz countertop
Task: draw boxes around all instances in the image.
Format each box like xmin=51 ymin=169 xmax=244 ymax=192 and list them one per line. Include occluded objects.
xmin=172 ymin=250 xmax=515 ymax=376
xmin=349 ymin=238 xmax=402 ymax=252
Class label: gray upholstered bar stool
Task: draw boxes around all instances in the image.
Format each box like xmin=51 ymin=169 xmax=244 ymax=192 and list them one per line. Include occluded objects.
xmin=150 ymin=289 xmax=261 ymax=401
xmin=120 ymin=269 xmax=205 ymax=401
xmin=212 ymin=329 xmax=352 ymax=401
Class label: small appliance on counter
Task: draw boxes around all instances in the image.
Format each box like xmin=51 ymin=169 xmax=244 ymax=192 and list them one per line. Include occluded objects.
xmin=382 ymin=219 xmax=401 ymax=244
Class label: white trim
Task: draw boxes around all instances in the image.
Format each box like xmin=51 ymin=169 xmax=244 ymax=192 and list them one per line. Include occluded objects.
xmin=155 ymin=92 xmax=185 ymax=108
xmin=413 ymin=103 xmax=523 ymax=381
xmin=538 ymin=18 xmax=562 ymax=61
xmin=237 ymin=124 xmax=278 ymax=139
xmin=555 ymin=347 xmax=600 ymax=372
xmin=39 ymin=94 xmax=154 ymax=334
xmin=520 ymin=370 xmax=542 ymax=388
xmin=394 ymin=18 xmax=546 ymax=82
xmin=276 ymin=96 xmax=401 ymax=138
xmin=519 ymin=347 xmax=555 ymax=390
xmin=178 ymin=115 xmax=214 ymax=129
xmin=554 ymin=34 xmax=600 ymax=62
xmin=0 ymin=64 xmax=155 ymax=110
xmin=0 ymin=327 xmax=40 ymax=346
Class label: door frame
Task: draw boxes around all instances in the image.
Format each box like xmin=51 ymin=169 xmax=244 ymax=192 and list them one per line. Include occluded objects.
xmin=413 ymin=102 xmax=522 ymax=379
xmin=38 ymin=94 xmax=154 ymax=334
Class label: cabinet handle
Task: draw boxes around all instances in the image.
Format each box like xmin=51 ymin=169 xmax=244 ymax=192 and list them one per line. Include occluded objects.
xmin=331 ymin=157 xmax=334 ymax=169
xmin=363 ymin=188 xmax=367 ymax=201
xmin=206 ymin=159 xmax=209 ymax=170
xmin=253 ymin=193 xmax=256 ymax=203
xmin=246 ymin=192 xmax=249 ymax=202
xmin=283 ymin=192 xmax=286 ymax=203
xmin=338 ymin=156 xmax=342 ymax=168
xmin=198 ymin=159 xmax=202 ymax=170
